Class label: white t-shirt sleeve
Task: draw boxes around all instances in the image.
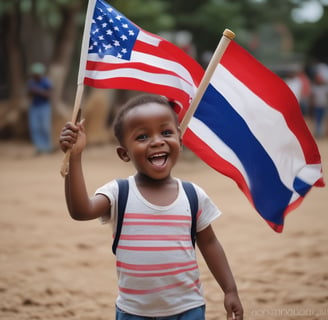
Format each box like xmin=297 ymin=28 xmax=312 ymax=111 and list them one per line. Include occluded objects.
xmin=95 ymin=179 xmax=118 ymax=224
xmin=193 ymin=184 xmax=221 ymax=232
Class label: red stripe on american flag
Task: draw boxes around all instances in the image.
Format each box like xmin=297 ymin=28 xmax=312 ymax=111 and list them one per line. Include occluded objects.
xmin=84 ymin=76 xmax=191 ymax=119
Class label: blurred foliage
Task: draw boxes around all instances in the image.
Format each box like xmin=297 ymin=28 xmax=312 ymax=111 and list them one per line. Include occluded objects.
xmin=0 ymin=0 xmax=84 ymax=28
xmin=110 ymin=0 xmax=174 ymax=31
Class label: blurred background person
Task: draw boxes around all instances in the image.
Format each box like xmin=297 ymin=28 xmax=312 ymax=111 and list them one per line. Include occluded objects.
xmin=298 ymin=67 xmax=312 ymax=117
xmin=310 ymin=71 xmax=328 ymax=138
xmin=27 ymin=62 xmax=53 ymax=154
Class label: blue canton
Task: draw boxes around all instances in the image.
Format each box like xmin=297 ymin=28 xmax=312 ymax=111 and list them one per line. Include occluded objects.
xmin=88 ymin=0 xmax=139 ymax=60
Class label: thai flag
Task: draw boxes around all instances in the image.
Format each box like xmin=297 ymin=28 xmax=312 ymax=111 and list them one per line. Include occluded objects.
xmin=183 ymin=40 xmax=325 ymax=232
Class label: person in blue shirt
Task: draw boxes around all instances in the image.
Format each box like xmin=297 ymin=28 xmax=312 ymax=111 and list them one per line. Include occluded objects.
xmin=27 ymin=62 xmax=53 ymax=154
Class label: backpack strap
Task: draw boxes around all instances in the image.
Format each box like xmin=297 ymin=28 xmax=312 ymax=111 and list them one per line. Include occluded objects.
xmin=112 ymin=179 xmax=199 ymax=255
xmin=182 ymin=181 xmax=198 ymax=248
xmin=112 ymin=179 xmax=129 ymax=255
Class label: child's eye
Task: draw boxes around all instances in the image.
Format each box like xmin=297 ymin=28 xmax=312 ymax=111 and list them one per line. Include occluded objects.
xmin=162 ymin=129 xmax=173 ymax=137
xmin=136 ymin=134 xmax=148 ymax=141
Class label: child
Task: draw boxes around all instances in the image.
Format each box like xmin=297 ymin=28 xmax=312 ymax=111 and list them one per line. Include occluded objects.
xmin=59 ymin=94 xmax=243 ymax=320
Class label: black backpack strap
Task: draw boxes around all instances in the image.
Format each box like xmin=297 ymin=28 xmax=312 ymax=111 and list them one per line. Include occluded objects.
xmin=112 ymin=179 xmax=129 ymax=255
xmin=182 ymin=181 xmax=198 ymax=248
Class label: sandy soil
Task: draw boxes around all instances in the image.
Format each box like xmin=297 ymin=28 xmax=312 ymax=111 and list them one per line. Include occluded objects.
xmin=0 ymin=138 xmax=327 ymax=320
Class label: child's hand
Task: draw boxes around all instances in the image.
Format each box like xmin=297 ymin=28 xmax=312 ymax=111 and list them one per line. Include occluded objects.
xmin=224 ymin=291 xmax=243 ymax=320
xmin=59 ymin=120 xmax=86 ymax=155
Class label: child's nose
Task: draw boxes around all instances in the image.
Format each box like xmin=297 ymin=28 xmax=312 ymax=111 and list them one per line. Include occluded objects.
xmin=150 ymin=135 xmax=165 ymax=146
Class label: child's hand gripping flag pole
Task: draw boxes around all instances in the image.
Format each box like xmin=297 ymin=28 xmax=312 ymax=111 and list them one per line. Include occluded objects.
xmin=181 ymin=32 xmax=325 ymax=232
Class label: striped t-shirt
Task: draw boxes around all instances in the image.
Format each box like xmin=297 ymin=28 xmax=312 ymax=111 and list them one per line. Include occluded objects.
xmin=96 ymin=176 xmax=221 ymax=317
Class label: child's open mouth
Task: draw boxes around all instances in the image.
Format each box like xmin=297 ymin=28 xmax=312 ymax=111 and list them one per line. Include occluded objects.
xmin=148 ymin=153 xmax=168 ymax=166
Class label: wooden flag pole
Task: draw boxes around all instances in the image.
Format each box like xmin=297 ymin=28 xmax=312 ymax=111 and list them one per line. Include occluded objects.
xmin=59 ymin=0 xmax=96 ymax=177
xmin=60 ymin=84 xmax=84 ymax=177
xmin=180 ymin=29 xmax=235 ymax=135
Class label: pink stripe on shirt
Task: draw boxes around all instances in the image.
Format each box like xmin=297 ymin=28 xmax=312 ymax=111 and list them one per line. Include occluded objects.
xmin=121 ymin=265 xmax=199 ymax=278
xmin=117 ymin=260 xmax=197 ymax=271
xmin=119 ymin=234 xmax=191 ymax=241
xmin=117 ymin=245 xmax=194 ymax=251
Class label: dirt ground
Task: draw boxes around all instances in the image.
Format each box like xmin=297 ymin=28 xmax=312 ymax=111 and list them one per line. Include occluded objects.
xmin=0 ymin=136 xmax=327 ymax=320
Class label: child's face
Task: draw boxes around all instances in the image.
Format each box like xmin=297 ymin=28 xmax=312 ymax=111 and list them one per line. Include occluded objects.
xmin=117 ymin=102 xmax=182 ymax=181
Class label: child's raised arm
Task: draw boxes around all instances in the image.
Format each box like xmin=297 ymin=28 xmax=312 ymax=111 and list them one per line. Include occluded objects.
xmin=197 ymin=225 xmax=243 ymax=320
xmin=59 ymin=121 xmax=111 ymax=221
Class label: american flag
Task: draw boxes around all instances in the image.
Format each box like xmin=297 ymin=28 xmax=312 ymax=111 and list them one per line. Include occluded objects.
xmin=84 ymin=0 xmax=204 ymax=120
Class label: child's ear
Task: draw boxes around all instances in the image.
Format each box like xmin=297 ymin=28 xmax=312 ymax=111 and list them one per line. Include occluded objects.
xmin=116 ymin=146 xmax=130 ymax=162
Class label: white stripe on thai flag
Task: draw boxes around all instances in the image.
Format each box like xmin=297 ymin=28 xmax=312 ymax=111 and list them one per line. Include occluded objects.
xmin=84 ymin=28 xmax=204 ymax=120
xmin=183 ymin=41 xmax=324 ymax=232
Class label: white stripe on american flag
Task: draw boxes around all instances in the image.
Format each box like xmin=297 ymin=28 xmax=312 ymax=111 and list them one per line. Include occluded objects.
xmin=137 ymin=29 xmax=161 ymax=47
xmin=85 ymin=67 xmax=195 ymax=95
